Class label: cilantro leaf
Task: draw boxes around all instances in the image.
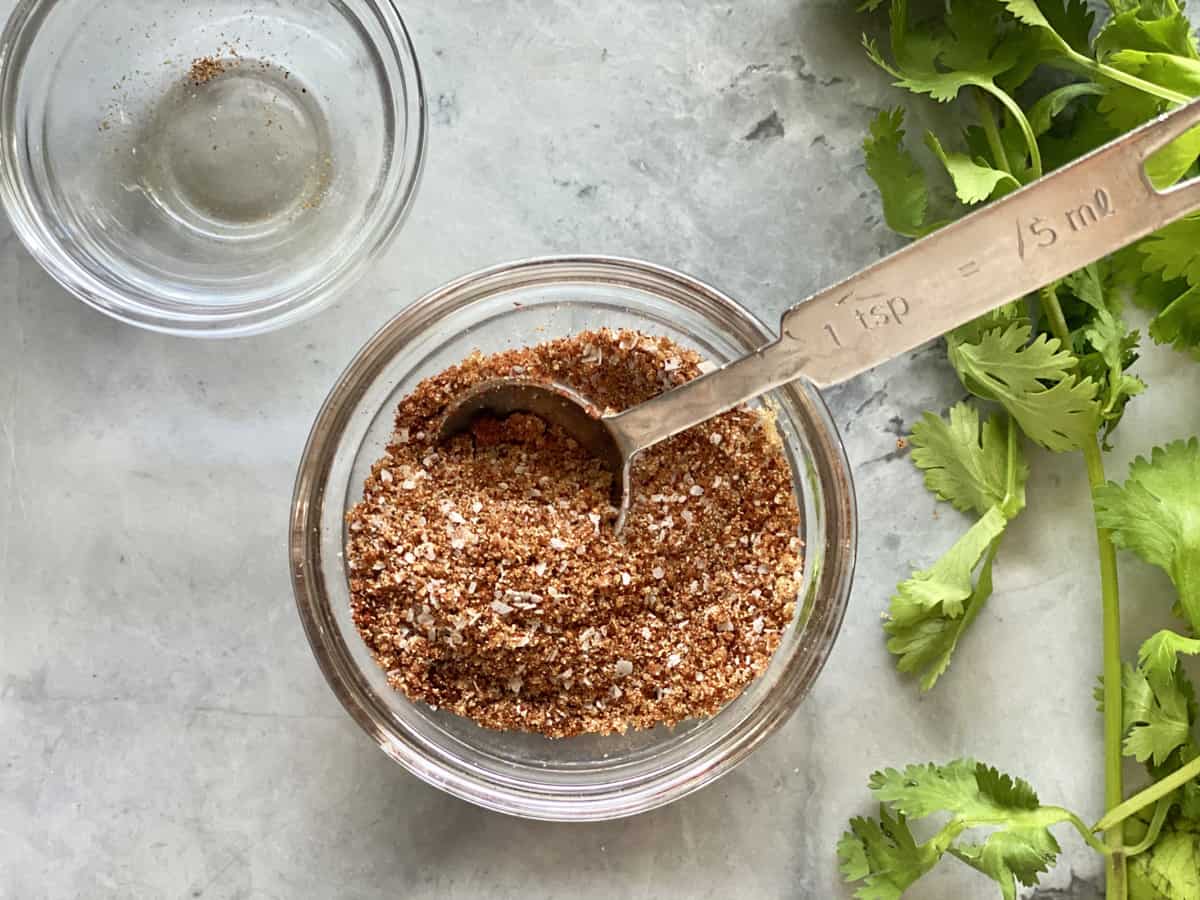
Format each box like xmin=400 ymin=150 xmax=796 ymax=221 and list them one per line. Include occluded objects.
xmin=1038 ymin=0 xmax=1096 ymax=56
xmin=1123 ymin=630 xmax=1200 ymax=768
xmin=951 ymin=828 xmax=1062 ymax=900
xmin=1128 ymin=819 xmax=1200 ymax=900
xmin=863 ymin=108 xmax=937 ymax=238
xmin=889 ymin=407 xmax=1026 ymax=690
xmin=1126 ymin=219 xmax=1200 ymax=356
xmin=910 ymin=404 xmax=1028 ymax=517
xmin=1028 ymin=82 xmax=1108 ymax=137
xmin=1149 ymin=286 xmax=1200 ymax=358
xmin=1095 ymin=5 xmax=1200 ymax=60
xmin=925 ymin=132 xmax=1021 ymax=203
xmin=1040 ymin=93 xmax=1122 ymax=170
xmin=999 ymin=0 xmax=1094 ymax=56
xmin=842 ymin=760 xmax=1073 ymax=900
xmin=1112 ymin=239 xmax=1198 ymax=358
xmin=1062 ymin=263 xmax=1110 ymax=314
xmin=1139 ymin=217 xmax=1200 ymax=287
xmin=1109 ymin=50 xmax=1200 ymax=96
xmin=948 ymin=322 xmax=1101 ymax=452
xmin=1094 ymin=440 xmax=1200 ymax=632
xmin=1140 ymin=629 xmax=1200 ymax=675
xmin=871 ymin=759 xmax=1042 ymax=817
xmin=1098 ymin=51 xmax=1200 ymax=187
xmin=1122 ymin=659 xmax=1196 ymax=766
xmin=885 ymin=523 xmax=1001 ymax=691
xmin=889 ymin=507 xmax=1009 ymax=619
xmin=1080 ymin=308 xmax=1147 ymax=441
xmin=838 ymin=808 xmax=941 ymax=899
xmin=866 ymin=0 xmax=1028 ymax=104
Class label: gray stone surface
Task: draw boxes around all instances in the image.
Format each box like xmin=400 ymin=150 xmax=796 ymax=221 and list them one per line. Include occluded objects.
xmin=2 ymin=1 xmax=1198 ymax=898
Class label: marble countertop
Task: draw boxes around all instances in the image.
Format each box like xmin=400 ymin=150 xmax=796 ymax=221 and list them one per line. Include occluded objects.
xmin=4 ymin=2 xmax=1198 ymax=897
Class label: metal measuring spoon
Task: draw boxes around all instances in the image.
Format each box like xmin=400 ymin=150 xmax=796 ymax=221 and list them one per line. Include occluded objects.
xmin=440 ymin=101 xmax=1200 ymax=531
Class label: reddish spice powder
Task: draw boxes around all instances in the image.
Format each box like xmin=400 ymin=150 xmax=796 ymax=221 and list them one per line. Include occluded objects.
xmin=346 ymin=329 xmax=804 ymax=738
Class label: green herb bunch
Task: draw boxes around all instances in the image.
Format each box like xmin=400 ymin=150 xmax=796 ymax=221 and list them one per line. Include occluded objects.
xmin=838 ymin=1 xmax=1200 ymax=898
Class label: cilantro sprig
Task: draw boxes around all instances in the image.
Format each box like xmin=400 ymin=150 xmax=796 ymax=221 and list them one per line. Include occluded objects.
xmin=1096 ymin=440 xmax=1200 ymax=632
xmin=843 ymin=0 xmax=1200 ymax=897
xmin=885 ymin=403 xmax=1026 ymax=689
xmin=839 ymin=760 xmax=1106 ymax=900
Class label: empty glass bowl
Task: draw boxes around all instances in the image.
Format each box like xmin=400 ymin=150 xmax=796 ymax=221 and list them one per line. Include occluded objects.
xmin=290 ymin=257 xmax=857 ymax=821
xmin=0 ymin=0 xmax=425 ymax=336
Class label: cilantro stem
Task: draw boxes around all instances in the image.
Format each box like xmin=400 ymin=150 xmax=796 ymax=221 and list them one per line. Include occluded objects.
xmin=1095 ymin=755 xmax=1200 ymax=834
xmin=1123 ymin=796 xmax=1171 ymax=858
xmin=1039 ymin=283 xmax=1127 ymax=900
xmin=958 ymin=537 xmax=1002 ymax=642
xmin=976 ymin=90 xmax=1013 ymax=177
xmin=983 ymin=86 xmax=1042 ymax=180
xmin=944 ymin=809 xmax=1111 ymax=859
xmin=1004 ymin=412 xmax=1019 ymax=503
xmin=1061 ymin=810 xmax=1118 ymax=857
xmin=1063 ymin=50 xmax=1192 ymax=107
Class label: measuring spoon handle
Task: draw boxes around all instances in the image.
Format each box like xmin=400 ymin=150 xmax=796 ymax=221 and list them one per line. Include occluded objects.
xmin=607 ymin=99 xmax=1200 ymax=458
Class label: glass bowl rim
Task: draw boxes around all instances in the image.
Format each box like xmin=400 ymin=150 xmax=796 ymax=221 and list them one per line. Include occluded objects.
xmin=0 ymin=0 xmax=428 ymax=338
xmin=289 ymin=255 xmax=859 ymax=820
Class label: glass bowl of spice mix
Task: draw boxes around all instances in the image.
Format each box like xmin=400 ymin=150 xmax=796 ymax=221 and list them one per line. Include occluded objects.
xmin=0 ymin=0 xmax=425 ymax=336
xmin=291 ymin=257 xmax=857 ymax=820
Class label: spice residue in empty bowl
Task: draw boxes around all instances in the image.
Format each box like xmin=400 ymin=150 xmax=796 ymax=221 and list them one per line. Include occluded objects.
xmin=346 ymin=329 xmax=804 ymax=738
xmin=116 ymin=44 xmax=335 ymax=231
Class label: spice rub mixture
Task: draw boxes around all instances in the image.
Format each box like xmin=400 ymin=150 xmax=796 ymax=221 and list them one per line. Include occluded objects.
xmin=346 ymin=329 xmax=804 ymax=738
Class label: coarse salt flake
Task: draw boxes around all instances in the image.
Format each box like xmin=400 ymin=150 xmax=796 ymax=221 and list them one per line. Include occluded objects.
xmin=491 ymin=599 xmax=514 ymax=616
xmin=667 ymin=653 xmax=681 ymax=669
xmin=448 ymin=511 xmax=466 ymax=525
xmin=550 ymin=537 xmax=568 ymax=551
xmin=379 ymin=469 xmax=393 ymax=484
xmin=614 ymin=659 xmax=633 ymax=678
xmin=710 ymin=432 xmax=723 ymax=445
xmin=504 ymin=590 xmax=543 ymax=606
xmin=652 ymin=566 xmax=665 ymax=580
xmin=752 ymin=617 xmax=765 ymax=634
xmin=401 ymin=479 xmax=417 ymax=491
xmin=689 ymin=485 xmax=705 ymax=497
xmin=620 ymin=572 xmax=632 ymax=587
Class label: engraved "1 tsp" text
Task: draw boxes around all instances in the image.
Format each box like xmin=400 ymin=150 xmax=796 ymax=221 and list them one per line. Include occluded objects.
xmin=819 ymin=293 xmax=911 ymax=349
